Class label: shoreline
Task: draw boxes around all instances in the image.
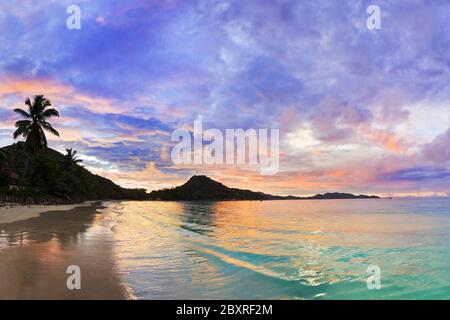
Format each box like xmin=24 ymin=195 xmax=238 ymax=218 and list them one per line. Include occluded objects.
xmin=0 ymin=204 xmax=129 ymax=299
xmin=0 ymin=201 xmax=97 ymax=224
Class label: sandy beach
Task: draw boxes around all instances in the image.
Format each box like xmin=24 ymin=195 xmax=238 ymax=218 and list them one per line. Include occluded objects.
xmin=0 ymin=204 xmax=129 ymax=299
xmin=0 ymin=203 xmax=91 ymax=224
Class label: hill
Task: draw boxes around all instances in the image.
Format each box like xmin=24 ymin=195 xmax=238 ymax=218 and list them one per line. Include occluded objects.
xmin=309 ymin=192 xmax=379 ymax=199
xmin=0 ymin=142 xmax=147 ymax=203
xmin=148 ymin=175 xmax=380 ymax=201
xmin=148 ymin=175 xmax=284 ymax=201
xmin=1 ymin=145 xmax=380 ymax=203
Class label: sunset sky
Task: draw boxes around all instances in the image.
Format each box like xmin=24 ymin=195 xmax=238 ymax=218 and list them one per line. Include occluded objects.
xmin=0 ymin=0 xmax=449 ymax=196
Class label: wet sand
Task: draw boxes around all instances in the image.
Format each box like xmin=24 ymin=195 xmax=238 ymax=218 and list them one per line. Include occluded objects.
xmin=0 ymin=203 xmax=89 ymax=224
xmin=0 ymin=205 xmax=128 ymax=299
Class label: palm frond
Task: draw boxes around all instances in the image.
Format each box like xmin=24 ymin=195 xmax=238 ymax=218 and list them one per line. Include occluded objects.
xmin=42 ymin=108 xmax=59 ymax=118
xmin=33 ymin=95 xmax=42 ymax=114
xmin=34 ymin=95 xmax=52 ymax=114
xmin=41 ymin=98 xmax=52 ymax=109
xmin=14 ymin=108 xmax=31 ymax=119
xmin=25 ymin=97 xmax=32 ymax=114
xmin=15 ymin=120 xmax=32 ymax=128
xmin=13 ymin=126 xmax=29 ymax=139
xmin=63 ymin=148 xmax=84 ymax=167
xmin=13 ymin=120 xmax=31 ymax=139
xmin=42 ymin=121 xmax=60 ymax=137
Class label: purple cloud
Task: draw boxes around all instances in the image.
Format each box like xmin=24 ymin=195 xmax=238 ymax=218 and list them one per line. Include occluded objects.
xmin=422 ymin=128 xmax=450 ymax=164
xmin=1 ymin=0 xmax=450 ymax=194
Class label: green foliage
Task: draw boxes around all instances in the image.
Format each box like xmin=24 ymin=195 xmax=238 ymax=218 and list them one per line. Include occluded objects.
xmin=30 ymin=154 xmax=59 ymax=194
xmin=0 ymin=142 xmax=148 ymax=201
xmin=1 ymin=94 xmax=149 ymax=202
xmin=60 ymin=148 xmax=83 ymax=172
xmin=0 ymin=149 xmax=6 ymax=163
xmin=0 ymin=171 xmax=8 ymax=187
xmin=0 ymin=150 xmax=10 ymax=187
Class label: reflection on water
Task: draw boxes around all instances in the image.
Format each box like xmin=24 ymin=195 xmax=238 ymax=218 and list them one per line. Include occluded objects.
xmin=0 ymin=205 xmax=126 ymax=299
xmin=0 ymin=206 xmax=97 ymax=248
xmin=107 ymin=199 xmax=450 ymax=300
xmin=179 ymin=202 xmax=217 ymax=235
xmin=1 ymin=199 xmax=449 ymax=299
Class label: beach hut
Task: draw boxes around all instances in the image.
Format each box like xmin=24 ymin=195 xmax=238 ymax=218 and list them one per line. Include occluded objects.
xmin=8 ymin=171 xmax=23 ymax=190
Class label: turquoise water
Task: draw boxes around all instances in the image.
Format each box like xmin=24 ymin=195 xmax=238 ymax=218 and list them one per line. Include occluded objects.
xmin=104 ymin=199 xmax=450 ymax=300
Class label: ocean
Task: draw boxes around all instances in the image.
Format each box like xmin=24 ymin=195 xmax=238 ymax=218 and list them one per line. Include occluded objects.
xmin=107 ymin=199 xmax=450 ymax=299
xmin=1 ymin=199 xmax=449 ymax=299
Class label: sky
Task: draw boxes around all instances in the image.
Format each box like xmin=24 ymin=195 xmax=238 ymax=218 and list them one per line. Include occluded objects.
xmin=0 ymin=0 xmax=449 ymax=197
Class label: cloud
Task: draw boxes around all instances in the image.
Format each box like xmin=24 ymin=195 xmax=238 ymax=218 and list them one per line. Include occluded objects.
xmin=382 ymin=167 xmax=450 ymax=182
xmin=95 ymin=161 xmax=184 ymax=191
xmin=1 ymin=0 xmax=450 ymax=194
xmin=422 ymin=128 xmax=450 ymax=164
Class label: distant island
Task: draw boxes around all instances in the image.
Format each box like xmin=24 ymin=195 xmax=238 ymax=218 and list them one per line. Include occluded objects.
xmin=148 ymin=175 xmax=379 ymax=201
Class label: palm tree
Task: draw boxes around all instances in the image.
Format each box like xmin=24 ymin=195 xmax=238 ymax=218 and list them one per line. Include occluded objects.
xmin=64 ymin=148 xmax=83 ymax=166
xmin=13 ymin=95 xmax=60 ymax=152
xmin=60 ymin=148 xmax=83 ymax=172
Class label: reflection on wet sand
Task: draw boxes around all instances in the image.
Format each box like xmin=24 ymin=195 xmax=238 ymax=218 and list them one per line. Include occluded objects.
xmin=0 ymin=205 xmax=127 ymax=299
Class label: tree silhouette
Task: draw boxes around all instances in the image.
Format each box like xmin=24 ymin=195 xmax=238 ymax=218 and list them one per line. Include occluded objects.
xmin=64 ymin=148 xmax=83 ymax=165
xmin=0 ymin=149 xmax=7 ymax=168
xmin=60 ymin=148 xmax=83 ymax=173
xmin=13 ymin=95 xmax=60 ymax=152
